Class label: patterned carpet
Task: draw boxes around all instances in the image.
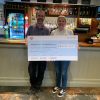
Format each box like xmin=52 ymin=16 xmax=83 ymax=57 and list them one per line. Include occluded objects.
xmin=0 ymin=87 xmax=100 ymax=100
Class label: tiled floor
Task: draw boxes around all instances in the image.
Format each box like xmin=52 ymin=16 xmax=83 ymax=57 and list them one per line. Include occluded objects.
xmin=0 ymin=86 xmax=100 ymax=100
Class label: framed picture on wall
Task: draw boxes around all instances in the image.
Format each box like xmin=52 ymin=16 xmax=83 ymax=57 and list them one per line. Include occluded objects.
xmin=37 ymin=0 xmax=46 ymax=2
xmin=96 ymin=6 xmax=100 ymax=18
xmin=53 ymin=0 xmax=62 ymax=3
xmin=68 ymin=0 xmax=78 ymax=4
xmin=81 ymin=0 xmax=91 ymax=4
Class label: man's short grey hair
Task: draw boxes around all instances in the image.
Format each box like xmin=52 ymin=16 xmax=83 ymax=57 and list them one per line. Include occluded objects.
xmin=36 ymin=10 xmax=45 ymax=16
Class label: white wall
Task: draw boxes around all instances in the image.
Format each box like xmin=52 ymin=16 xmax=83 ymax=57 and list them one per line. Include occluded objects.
xmin=93 ymin=0 xmax=100 ymax=6
xmin=0 ymin=0 xmax=4 ymax=4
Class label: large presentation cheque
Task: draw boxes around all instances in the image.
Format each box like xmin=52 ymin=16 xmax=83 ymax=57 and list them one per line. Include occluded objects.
xmin=28 ymin=36 xmax=78 ymax=61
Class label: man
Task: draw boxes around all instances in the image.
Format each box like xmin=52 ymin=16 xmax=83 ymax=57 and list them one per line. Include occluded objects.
xmin=26 ymin=10 xmax=50 ymax=92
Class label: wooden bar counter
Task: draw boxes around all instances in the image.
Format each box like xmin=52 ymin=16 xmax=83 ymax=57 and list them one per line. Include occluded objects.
xmin=0 ymin=39 xmax=100 ymax=47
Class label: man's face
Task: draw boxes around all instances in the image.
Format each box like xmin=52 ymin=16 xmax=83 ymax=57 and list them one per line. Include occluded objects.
xmin=36 ymin=10 xmax=45 ymax=25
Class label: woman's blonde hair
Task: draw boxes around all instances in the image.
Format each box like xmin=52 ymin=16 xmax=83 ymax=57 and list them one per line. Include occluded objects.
xmin=57 ymin=16 xmax=66 ymax=22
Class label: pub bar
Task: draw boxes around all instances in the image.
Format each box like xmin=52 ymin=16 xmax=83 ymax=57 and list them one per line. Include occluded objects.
xmin=0 ymin=0 xmax=100 ymax=88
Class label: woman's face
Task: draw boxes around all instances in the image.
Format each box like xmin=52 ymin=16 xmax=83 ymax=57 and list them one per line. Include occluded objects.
xmin=57 ymin=17 xmax=66 ymax=30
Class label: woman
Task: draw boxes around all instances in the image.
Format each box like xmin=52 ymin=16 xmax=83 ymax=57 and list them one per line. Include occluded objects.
xmin=51 ymin=16 xmax=74 ymax=97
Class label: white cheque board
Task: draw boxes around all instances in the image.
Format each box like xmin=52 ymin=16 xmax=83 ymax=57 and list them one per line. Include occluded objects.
xmin=27 ymin=36 xmax=78 ymax=61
